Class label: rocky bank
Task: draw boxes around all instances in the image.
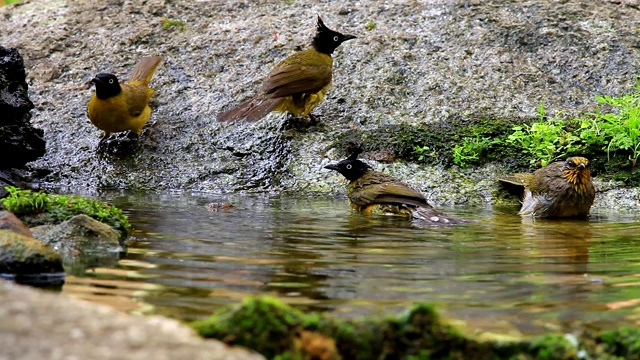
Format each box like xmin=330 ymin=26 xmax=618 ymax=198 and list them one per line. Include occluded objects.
xmin=0 ymin=280 xmax=264 ymax=360
xmin=1 ymin=0 xmax=640 ymax=208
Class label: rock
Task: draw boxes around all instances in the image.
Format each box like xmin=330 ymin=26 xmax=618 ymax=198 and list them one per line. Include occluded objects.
xmin=0 ymin=46 xmax=45 ymax=169
xmin=1 ymin=1 xmax=639 ymax=206
xmin=0 ymin=281 xmax=265 ymax=360
xmin=31 ymin=214 xmax=122 ymax=258
xmin=0 ymin=229 xmax=64 ymax=286
xmin=0 ymin=210 xmax=33 ymax=237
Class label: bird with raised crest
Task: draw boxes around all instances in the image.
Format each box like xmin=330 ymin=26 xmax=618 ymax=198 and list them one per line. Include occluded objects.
xmin=217 ymin=16 xmax=356 ymax=122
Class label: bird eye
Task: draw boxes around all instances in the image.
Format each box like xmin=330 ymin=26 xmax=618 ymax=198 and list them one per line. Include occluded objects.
xmin=108 ymin=79 xmax=114 ymax=84
xmin=333 ymin=36 xmax=339 ymax=41
xmin=346 ymin=164 xmax=352 ymax=169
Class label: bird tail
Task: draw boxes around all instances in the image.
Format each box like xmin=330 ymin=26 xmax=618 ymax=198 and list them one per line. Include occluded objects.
xmin=129 ymin=56 xmax=163 ymax=86
xmin=412 ymin=206 xmax=464 ymax=225
xmin=217 ymin=96 xmax=284 ymax=122
xmin=497 ymin=173 xmax=531 ymax=187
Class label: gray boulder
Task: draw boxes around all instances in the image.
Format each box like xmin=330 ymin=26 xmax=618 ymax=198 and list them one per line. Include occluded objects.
xmin=1 ymin=0 xmax=639 ymax=206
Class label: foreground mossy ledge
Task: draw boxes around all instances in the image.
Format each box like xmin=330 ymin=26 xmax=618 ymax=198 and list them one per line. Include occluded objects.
xmin=192 ymin=296 xmax=640 ymax=360
xmin=0 ymin=187 xmax=130 ymax=238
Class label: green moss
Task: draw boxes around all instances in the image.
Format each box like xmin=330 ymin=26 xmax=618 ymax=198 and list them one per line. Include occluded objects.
xmin=527 ymin=334 xmax=578 ymax=360
xmin=192 ymin=296 xmax=305 ymax=359
xmin=0 ymin=186 xmax=130 ymax=238
xmin=193 ymin=298 xmax=529 ymax=359
xmin=160 ymin=17 xmax=185 ymax=31
xmin=332 ymin=117 xmax=530 ymax=171
xmin=191 ymin=297 xmax=640 ymax=359
xmin=331 ymin=113 xmax=640 ymax=185
xmin=365 ymin=20 xmax=376 ymax=31
xmin=597 ymin=327 xmax=640 ymax=359
xmin=310 ymin=316 xmax=384 ymax=360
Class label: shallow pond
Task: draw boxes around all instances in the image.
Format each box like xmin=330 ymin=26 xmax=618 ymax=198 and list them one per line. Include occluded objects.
xmin=62 ymin=192 xmax=640 ymax=338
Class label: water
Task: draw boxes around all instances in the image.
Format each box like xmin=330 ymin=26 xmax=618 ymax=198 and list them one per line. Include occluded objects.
xmin=61 ymin=192 xmax=640 ymax=338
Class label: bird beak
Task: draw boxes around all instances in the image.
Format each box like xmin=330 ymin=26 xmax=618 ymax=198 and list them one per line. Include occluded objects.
xmin=343 ymin=34 xmax=357 ymax=41
xmin=85 ymin=78 xmax=99 ymax=89
xmin=577 ymin=163 xmax=586 ymax=169
xmin=324 ymin=164 xmax=339 ymax=171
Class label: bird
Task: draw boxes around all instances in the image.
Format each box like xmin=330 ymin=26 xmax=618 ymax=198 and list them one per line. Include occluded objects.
xmin=217 ymin=16 xmax=356 ymax=122
xmin=87 ymin=56 xmax=163 ymax=145
xmin=498 ymin=156 xmax=596 ymax=218
xmin=324 ymin=153 xmax=464 ymax=225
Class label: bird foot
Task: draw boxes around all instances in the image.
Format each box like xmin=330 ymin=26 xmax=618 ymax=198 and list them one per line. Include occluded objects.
xmin=282 ymin=113 xmax=320 ymax=131
xmin=95 ymin=131 xmax=141 ymax=155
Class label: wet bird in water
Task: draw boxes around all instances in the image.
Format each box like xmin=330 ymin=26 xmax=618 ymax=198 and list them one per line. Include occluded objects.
xmin=324 ymin=154 xmax=464 ymax=225
xmin=499 ymin=156 xmax=595 ymax=218
xmin=217 ymin=16 xmax=356 ymax=122
xmin=87 ymin=56 xmax=163 ymax=145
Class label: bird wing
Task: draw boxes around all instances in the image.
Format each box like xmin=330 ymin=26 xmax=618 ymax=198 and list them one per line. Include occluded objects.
xmin=350 ymin=173 xmax=430 ymax=208
xmin=526 ymin=161 xmax=566 ymax=194
xmin=122 ymin=84 xmax=153 ymax=118
xmin=261 ymin=50 xmax=332 ymax=98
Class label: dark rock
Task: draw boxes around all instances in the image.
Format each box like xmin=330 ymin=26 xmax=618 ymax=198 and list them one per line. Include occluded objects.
xmin=0 ymin=47 xmax=45 ymax=169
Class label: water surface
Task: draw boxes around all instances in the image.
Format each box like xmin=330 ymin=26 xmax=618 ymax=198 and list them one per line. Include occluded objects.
xmin=62 ymin=193 xmax=640 ymax=337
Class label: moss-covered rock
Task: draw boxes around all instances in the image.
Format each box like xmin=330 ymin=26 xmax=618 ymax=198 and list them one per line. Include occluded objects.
xmin=193 ymin=296 xmax=306 ymax=359
xmin=0 ymin=229 xmax=64 ymax=286
xmin=595 ymin=327 xmax=640 ymax=360
xmin=193 ymin=296 xmax=640 ymax=360
xmin=527 ymin=334 xmax=578 ymax=360
xmin=0 ymin=186 xmax=130 ymax=238
xmin=332 ymin=117 xmax=529 ymax=170
xmin=31 ymin=214 xmax=122 ymax=258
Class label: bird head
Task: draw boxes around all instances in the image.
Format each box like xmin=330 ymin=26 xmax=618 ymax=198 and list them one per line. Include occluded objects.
xmin=90 ymin=73 xmax=122 ymax=99
xmin=312 ymin=15 xmax=356 ymax=55
xmin=324 ymin=153 xmax=372 ymax=181
xmin=562 ymin=156 xmax=592 ymax=191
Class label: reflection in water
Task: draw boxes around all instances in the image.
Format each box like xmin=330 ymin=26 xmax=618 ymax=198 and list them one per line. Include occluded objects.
xmin=61 ymin=193 xmax=640 ymax=337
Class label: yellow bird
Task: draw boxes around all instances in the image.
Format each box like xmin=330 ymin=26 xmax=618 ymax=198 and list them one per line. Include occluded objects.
xmin=87 ymin=56 xmax=163 ymax=144
xmin=217 ymin=16 xmax=356 ymax=122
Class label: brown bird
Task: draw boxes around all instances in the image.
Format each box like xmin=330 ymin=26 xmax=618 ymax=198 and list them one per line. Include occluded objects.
xmin=499 ymin=156 xmax=596 ymax=218
xmin=87 ymin=56 xmax=163 ymax=145
xmin=217 ymin=16 xmax=356 ymax=122
xmin=324 ymin=154 xmax=464 ymax=225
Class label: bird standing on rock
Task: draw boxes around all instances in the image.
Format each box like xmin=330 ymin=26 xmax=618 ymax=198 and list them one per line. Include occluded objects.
xmin=217 ymin=16 xmax=356 ymax=122
xmin=499 ymin=156 xmax=596 ymax=218
xmin=87 ymin=56 xmax=163 ymax=146
xmin=324 ymin=154 xmax=464 ymax=225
